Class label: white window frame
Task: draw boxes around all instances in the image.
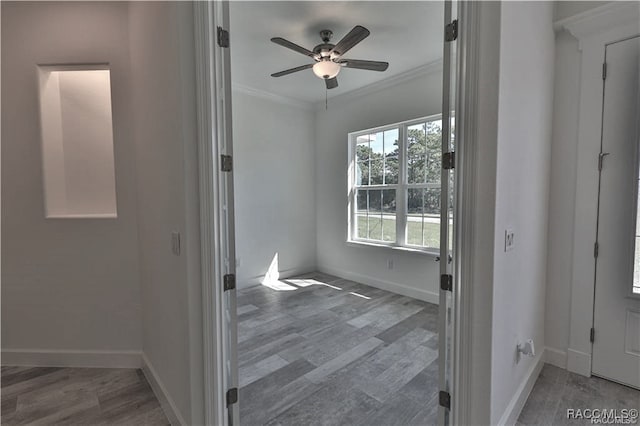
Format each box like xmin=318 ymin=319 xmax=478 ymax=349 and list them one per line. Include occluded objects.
xmin=348 ymin=113 xmax=443 ymax=254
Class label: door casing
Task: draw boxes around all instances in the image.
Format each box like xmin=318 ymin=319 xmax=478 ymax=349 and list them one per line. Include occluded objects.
xmin=194 ymin=2 xmax=481 ymax=424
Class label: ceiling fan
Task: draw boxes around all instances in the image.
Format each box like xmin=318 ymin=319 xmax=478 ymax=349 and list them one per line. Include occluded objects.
xmin=270 ymin=25 xmax=389 ymax=90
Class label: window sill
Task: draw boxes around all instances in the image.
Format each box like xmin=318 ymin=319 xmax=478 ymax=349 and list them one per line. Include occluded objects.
xmin=346 ymin=240 xmax=440 ymax=257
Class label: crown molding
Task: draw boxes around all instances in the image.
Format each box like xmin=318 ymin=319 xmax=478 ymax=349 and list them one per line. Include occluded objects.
xmin=231 ymin=82 xmax=314 ymax=111
xmin=232 ymin=58 xmax=444 ymax=113
xmin=314 ymin=58 xmax=444 ymax=111
xmin=554 ymin=2 xmax=639 ymax=41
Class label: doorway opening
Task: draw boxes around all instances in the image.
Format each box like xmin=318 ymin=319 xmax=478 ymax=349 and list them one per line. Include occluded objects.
xmin=225 ymin=1 xmax=457 ymax=424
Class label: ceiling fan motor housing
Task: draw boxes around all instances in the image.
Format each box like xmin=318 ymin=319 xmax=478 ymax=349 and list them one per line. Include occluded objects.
xmin=319 ymin=29 xmax=333 ymax=43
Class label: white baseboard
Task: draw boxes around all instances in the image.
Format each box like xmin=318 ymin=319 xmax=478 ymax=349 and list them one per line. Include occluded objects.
xmin=567 ymin=348 xmax=591 ymax=377
xmin=544 ymin=347 xmax=567 ymax=369
xmin=141 ymin=353 xmax=186 ymax=426
xmin=238 ymin=266 xmax=317 ymax=289
xmin=1 ymin=349 xmax=142 ymax=368
xmin=317 ymin=265 xmax=439 ymax=305
xmin=497 ymin=349 xmax=545 ymax=426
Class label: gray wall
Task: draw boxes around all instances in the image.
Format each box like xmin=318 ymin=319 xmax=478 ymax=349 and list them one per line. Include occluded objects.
xmin=128 ymin=2 xmax=202 ymax=424
xmin=232 ymin=91 xmax=317 ymax=288
xmin=314 ymin=69 xmax=443 ymax=303
xmin=2 ymin=2 xmax=203 ymax=423
xmin=1 ymin=1 xmax=142 ymax=354
xmin=490 ymin=1 xmax=555 ymax=422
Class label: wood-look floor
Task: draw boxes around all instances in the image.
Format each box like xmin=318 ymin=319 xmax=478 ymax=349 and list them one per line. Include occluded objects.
xmin=1 ymin=366 xmax=169 ymax=425
xmin=237 ymin=272 xmax=440 ymax=426
xmin=519 ymin=363 xmax=640 ymax=425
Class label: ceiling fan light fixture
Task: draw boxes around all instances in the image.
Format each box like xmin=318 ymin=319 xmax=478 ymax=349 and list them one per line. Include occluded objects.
xmin=312 ymin=60 xmax=341 ymax=80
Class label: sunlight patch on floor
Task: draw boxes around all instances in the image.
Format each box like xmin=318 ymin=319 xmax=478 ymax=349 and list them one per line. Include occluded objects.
xmin=286 ymin=279 xmax=343 ymax=290
xmin=349 ymin=291 xmax=372 ymax=300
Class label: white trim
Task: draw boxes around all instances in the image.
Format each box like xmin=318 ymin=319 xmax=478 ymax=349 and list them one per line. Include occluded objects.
xmin=193 ymin=3 xmax=228 ymax=425
xmin=317 ymin=264 xmax=440 ymax=305
xmin=0 ymin=349 xmax=141 ymax=368
xmin=563 ymin=1 xmax=639 ymax=378
xmin=347 ymin=113 xmax=445 ymax=250
xmin=544 ymin=347 xmax=567 ymax=369
xmin=345 ymin=240 xmax=438 ymax=257
xmin=232 ymin=60 xmax=444 ymax=113
xmin=567 ymin=348 xmax=592 ymax=377
xmin=315 ymin=59 xmax=444 ymax=111
xmin=453 ymin=2 xmax=480 ymax=424
xmin=141 ymin=353 xmax=187 ymax=426
xmin=496 ymin=350 xmax=545 ymax=426
xmin=232 ymin=82 xmax=313 ymax=111
xmin=554 ymin=2 xmax=640 ymax=42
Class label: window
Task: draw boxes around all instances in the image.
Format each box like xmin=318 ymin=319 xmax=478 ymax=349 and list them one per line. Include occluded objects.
xmin=349 ymin=115 xmax=447 ymax=252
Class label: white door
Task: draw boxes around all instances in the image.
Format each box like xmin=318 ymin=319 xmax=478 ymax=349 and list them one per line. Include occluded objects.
xmin=592 ymin=35 xmax=640 ymax=389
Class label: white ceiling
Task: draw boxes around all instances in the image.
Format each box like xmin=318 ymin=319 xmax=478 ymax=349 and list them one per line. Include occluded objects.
xmin=229 ymin=1 xmax=444 ymax=103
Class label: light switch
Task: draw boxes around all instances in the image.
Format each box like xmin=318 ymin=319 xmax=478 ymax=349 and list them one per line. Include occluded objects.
xmin=171 ymin=231 xmax=181 ymax=256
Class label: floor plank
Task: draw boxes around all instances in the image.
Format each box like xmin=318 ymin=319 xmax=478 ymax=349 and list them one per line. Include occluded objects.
xmin=1 ymin=367 xmax=169 ymax=425
xmin=519 ymin=364 xmax=640 ymax=426
xmin=238 ymin=272 xmax=440 ymax=426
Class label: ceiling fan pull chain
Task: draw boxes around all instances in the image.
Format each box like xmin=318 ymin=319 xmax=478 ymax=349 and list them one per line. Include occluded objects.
xmin=325 ymin=87 xmax=328 ymax=110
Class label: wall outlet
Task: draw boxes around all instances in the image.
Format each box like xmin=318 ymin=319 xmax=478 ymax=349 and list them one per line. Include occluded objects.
xmin=171 ymin=231 xmax=181 ymax=256
xmin=505 ymin=229 xmax=515 ymax=252
xmin=387 ymin=259 xmax=394 ymax=270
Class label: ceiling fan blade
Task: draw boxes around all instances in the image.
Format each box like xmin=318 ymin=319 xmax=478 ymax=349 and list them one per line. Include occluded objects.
xmin=339 ymin=59 xmax=389 ymax=72
xmin=325 ymin=77 xmax=338 ymax=89
xmin=271 ymin=37 xmax=316 ymax=58
xmin=271 ymin=64 xmax=314 ymax=77
xmin=330 ymin=25 xmax=370 ymax=57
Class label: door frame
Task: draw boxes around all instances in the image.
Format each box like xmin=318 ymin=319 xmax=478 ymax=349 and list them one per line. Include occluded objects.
xmin=194 ymin=1 xmax=238 ymax=425
xmin=555 ymin=2 xmax=640 ymax=377
xmin=194 ymin=1 xmax=481 ymax=424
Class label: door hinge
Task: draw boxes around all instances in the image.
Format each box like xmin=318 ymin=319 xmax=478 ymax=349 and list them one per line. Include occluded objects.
xmin=443 ymin=152 xmax=455 ymax=170
xmin=223 ymin=274 xmax=236 ymax=291
xmin=598 ymin=152 xmax=609 ymax=171
xmin=590 ymin=327 xmax=595 ymax=343
xmin=602 ymin=62 xmax=607 ymax=80
xmin=226 ymin=387 xmax=238 ymax=406
xmin=221 ymin=154 xmax=233 ymax=172
xmin=440 ymin=274 xmax=453 ymax=292
xmin=439 ymin=390 xmax=451 ymax=409
xmin=594 ymin=241 xmax=599 ymax=258
xmin=217 ymin=27 xmax=230 ymax=48
xmin=445 ymin=20 xmax=458 ymax=42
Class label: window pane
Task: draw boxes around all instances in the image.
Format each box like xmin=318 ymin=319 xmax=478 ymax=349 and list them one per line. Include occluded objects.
xmin=406 ymin=188 xmax=441 ymax=248
xmin=382 ymin=189 xmax=396 ymax=242
xmin=425 ymin=120 xmax=443 ymax=184
xmin=407 ymin=188 xmax=424 ymax=246
xmin=385 ymin=156 xmax=399 ymax=184
xmin=370 ymin=132 xmax=384 ymax=155
xmin=407 ymin=124 xmax=426 ymax=184
xmin=356 ymin=161 xmax=369 ymax=186
xmin=423 ymin=188 xmax=441 ymax=249
xmin=370 ymin=159 xmax=384 ymax=185
xmin=407 ymin=120 xmax=443 ymax=185
xmin=356 ymin=190 xmax=368 ymax=239
xmin=356 ymin=136 xmax=370 ymax=162
xmin=384 ymin=129 xmax=400 ymax=184
xmin=368 ymin=189 xmax=383 ymax=240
